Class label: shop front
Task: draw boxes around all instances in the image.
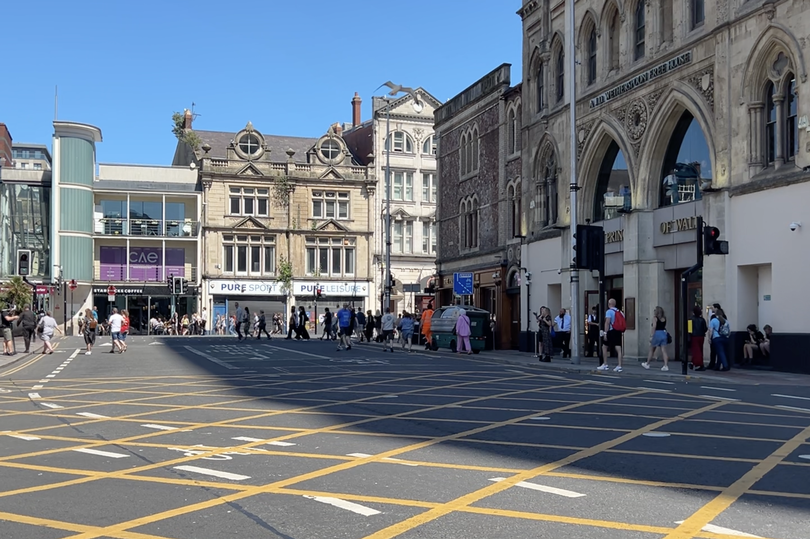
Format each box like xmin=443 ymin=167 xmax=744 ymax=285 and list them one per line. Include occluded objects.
xmin=207 ymin=280 xmax=287 ymax=327
xmin=91 ymin=285 xmax=194 ymax=333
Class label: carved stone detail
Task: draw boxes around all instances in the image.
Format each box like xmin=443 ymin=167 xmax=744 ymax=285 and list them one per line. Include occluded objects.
xmin=687 ymin=68 xmax=715 ymax=112
xmin=716 ymin=0 xmax=729 ymax=24
xmin=625 ymin=99 xmax=648 ymax=142
xmin=576 ymin=120 xmax=596 ymax=158
xmin=645 ymin=89 xmax=665 ymax=114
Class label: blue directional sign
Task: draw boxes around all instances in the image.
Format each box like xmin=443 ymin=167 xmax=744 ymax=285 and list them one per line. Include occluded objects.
xmin=453 ymin=272 xmax=474 ymax=296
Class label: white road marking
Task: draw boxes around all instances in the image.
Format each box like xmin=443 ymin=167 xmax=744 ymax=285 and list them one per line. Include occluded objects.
xmin=184 ymin=346 xmax=239 ymax=370
xmin=776 ymin=405 xmax=810 ymax=413
xmin=643 ymin=432 xmax=671 ymax=438
xmin=530 ymin=416 xmax=551 ymax=421
xmin=347 ymin=453 xmax=418 ymax=466
xmin=589 ymin=381 xmax=615 ymax=386
xmin=381 ymin=395 xmax=398 ymax=398
xmin=265 ymin=345 xmax=330 ymax=359
xmin=232 ymin=436 xmax=264 ymax=443
xmin=77 ymin=412 xmax=109 ymax=419
xmin=506 ymin=370 xmax=526 ymax=374
xmin=141 ymin=424 xmax=179 ymax=431
xmin=595 ymin=374 xmax=622 ymax=379
xmin=149 ymin=342 xmax=165 ymax=345
xmin=28 ymin=393 xmax=41 ymax=400
xmin=701 ymin=386 xmax=736 ymax=392
xmin=772 ymin=393 xmax=810 ymax=402
xmin=41 ymin=403 xmax=64 ymax=409
xmin=45 ymin=375 xmax=56 ymax=378
xmin=674 ymin=521 xmax=761 ymax=537
xmin=68 ymin=349 xmax=81 ymax=359
xmin=3 ymin=432 xmax=41 ymax=441
xmin=174 ymin=465 xmax=250 ymax=481
xmin=489 ymin=477 xmax=586 ymax=498
xmin=637 ymin=387 xmax=672 ymax=392
xmin=38 ymin=380 xmax=49 ymax=383
xmin=333 ymin=387 xmax=349 ymax=390
xmin=31 ymin=385 xmax=43 ymax=389
xmin=0 ymin=388 xmax=11 ymax=393
xmin=644 ymin=380 xmax=676 ymax=385
xmin=303 ymin=495 xmax=381 ymax=516
xmin=244 ymin=371 xmax=258 ymax=373
xmin=266 ymin=441 xmax=296 ymax=447
xmin=699 ymin=395 xmax=740 ymax=402
xmin=798 ymin=455 xmax=810 ymax=460
xmin=73 ymin=448 xmax=130 ymax=459
xmin=540 ymin=375 xmax=567 ymax=380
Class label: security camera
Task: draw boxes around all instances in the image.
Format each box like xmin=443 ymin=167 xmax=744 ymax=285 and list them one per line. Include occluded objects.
xmin=557 ymin=269 xmax=562 ymax=275
xmin=525 ymin=272 xmax=532 ymax=279
xmin=790 ymin=222 xmax=802 ymax=231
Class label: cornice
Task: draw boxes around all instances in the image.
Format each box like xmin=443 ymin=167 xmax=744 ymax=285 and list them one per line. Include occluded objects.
xmin=517 ymin=0 xmax=539 ymax=20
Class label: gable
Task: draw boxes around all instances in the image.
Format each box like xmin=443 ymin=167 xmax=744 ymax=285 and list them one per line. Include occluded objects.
xmin=315 ymin=219 xmax=349 ymax=232
xmin=237 ymin=163 xmax=264 ymax=176
xmin=232 ymin=216 xmax=268 ymax=229
xmin=319 ymin=167 xmax=344 ymax=180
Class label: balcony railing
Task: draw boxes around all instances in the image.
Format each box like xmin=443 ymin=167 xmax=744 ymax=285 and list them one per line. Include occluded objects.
xmin=94 ymin=218 xmax=199 ymax=237
xmin=94 ymin=265 xmax=198 ymax=282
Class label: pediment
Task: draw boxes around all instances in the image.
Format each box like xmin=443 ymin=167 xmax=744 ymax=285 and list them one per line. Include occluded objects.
xmin=319 ymin=167 xmax=344 ymax=180
xmin=315 ymin=219 xmax=349 ymax=232
xmin=232 ymin=216 xmax=268 ymax=229
xmin=391 ymin=208 xmax=412 ymax=220
xmin=237 ymin=163 xmax=264 ymax=176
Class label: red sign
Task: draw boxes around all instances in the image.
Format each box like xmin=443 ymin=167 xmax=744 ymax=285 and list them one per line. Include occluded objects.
xmin=69 ymin=280 xmax=78 ymax=291
xmin=36 ymin=285 xmax=51 ymax=295
xmin=107 ymin=285 xmax=116 ymax=296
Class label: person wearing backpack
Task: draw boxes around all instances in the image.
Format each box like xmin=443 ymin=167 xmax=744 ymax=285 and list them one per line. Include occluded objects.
xmin=598 ymin=298 xmax=625 ymax=373
xmin=709 ymin=305 xmax=730 ymax=371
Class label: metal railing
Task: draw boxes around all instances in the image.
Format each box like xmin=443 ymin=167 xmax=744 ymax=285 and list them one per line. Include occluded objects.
xmin=94 ymin=218 xmax=199 ymax=237
xmin=94 ymin=265 xmax=197 ymax=282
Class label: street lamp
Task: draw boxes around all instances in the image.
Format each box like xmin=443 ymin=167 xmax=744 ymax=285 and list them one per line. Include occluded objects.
xmin=375 ymin=81 xmax=422 ymax=312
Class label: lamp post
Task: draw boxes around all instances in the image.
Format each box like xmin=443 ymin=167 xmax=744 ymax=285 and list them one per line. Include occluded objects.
xmin=566 ymin=0 xmax=582 ymax=364
xmin=53 ymin=264 xmax=65 ymax=332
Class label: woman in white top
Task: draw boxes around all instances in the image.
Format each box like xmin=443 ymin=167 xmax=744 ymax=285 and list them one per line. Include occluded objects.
xmin=38 ymin=311 xmax=62 ymax=355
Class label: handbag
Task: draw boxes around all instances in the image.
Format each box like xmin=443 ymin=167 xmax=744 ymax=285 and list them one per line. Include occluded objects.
xmin=666 ymin=331 xmax=672 ymax=344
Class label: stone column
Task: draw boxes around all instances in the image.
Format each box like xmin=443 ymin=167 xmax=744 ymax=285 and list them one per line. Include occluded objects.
xmin=748 ymin=103 xmax=764 ymax=175
xmin=774 ymin=95 xmax=785 ymax=167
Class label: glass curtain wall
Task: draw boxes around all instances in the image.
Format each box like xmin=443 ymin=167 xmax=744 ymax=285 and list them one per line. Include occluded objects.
xmin=0 ymin=183 xmax=51 ymax=279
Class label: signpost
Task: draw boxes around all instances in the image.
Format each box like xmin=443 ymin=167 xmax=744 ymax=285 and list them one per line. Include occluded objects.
xmin=69 ymin=280 xmax=77 ymax=336
xmin=107 ymin=285 xmax=116 ymax=303
xmin=453 ymin=272 xmax=473 ymax=304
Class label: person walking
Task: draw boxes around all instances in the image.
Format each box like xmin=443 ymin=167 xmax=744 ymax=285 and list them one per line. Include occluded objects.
xmin=37 ymin=311 xmax=61 ymax=355
xmin=381 ymin=308 xmax=396 ymax=352
xmin=554 ymin=308 xmax=572 ymax=358
xmin=82 ymin=308 xmax=96 ymax=355
xmin=690 ymin=306 xmax=708 ymax=371
xmin=108 ymin=308 xmax=125 ymax=354
xmin=709 ymin=306 xmax=731 ymax=371
xmin=234 ymin=302 xmax=245 ymax=340
xmin=321 ymin=308 xmax=333 ymax=340
xmin=120 ymin=309 xmax=130 ymax=352
xmin=535 ymin=307 xmax=553 ymax=362
xmin=420 ymin=303 xmax=434 ymax=350
xmin=399 ymin=311 xmax=415 ymax=353
xmin=364 ymin=310 xmax=375 ymax=343
xmin=355 ymin=309 xmax=367 ymax=342
xmin=257 ymin=310 xmax=272 ymax=340
xmin=335 ymin=303 xmax=353 ymax=351
xmin=297 ymin=306 xmax=310 ymax=340
xmin=18 ymin=305 xmax=37 ymax=354
xmin=454 ymin=309 xmax=473 ymax=355
xmin=585 ymin=306 xmax=600 ymax=358
xmin=2 ymin=308 xmax=19 ymax=356
xmin=642 ymin=306 xmax=670 ymax=371
xmin=598 ymin=299 xmax=625 ymax=373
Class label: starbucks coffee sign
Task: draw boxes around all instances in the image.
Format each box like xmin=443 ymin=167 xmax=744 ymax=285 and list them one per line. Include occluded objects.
xmin=589 ymin=52 xmax=692 ymax=109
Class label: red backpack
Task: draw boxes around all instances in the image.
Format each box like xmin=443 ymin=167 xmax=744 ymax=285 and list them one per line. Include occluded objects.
xmin=611 ymin=308 xmax=626 ymax=332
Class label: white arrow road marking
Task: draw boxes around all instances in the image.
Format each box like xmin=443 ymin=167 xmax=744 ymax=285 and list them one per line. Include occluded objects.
xmin=184 ymin=346 xmax=239 ymax=370
xmin=28 ymin=393 xmax=41 ymax=400
xmin=488 ymin=477 xmax=586 ymax=498
xmin=303 ymin=495 xmax=381 ymax=516
xmin=3 ymin=432 xmax=40 ymax=441
xmin=141 ymin=424 xmax=179 ymax=431
xmin=174 ymin=465 xmax=250 ymax=481
xmin=699 ymin=395 xmax=740 ymax=402
xmin=674 ymin=521 xmax=761 ymax=537
xmin=73 ymin=448 xmax=130 ymax=459
xmin=798 ymin=455 xmax=810 ymax=460
xmin=265 ymin=345 xmax=329 ymax=360
xmin=701 ymin=386 xmax=737 ymax=392
xmin=776 ymin=405 xmax=810 ymax=413
xmin=232 ymin=436 xmax=264 ymax=443
xmin=266 ymin=441 xmax=296 ymax=447
xmin=77 ymin=412 xmax=109 ymax=419
xmin=347 ymin=453 xmax=418 ymax=466
xmin=41 ymin=403 xmax=64 ymax=409
xmin=772 ymin=393 xmax=810 ymax=401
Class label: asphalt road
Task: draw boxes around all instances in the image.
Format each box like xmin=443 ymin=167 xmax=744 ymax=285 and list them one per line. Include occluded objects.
xmin=0 ymin=334 xmax=808 ymax=539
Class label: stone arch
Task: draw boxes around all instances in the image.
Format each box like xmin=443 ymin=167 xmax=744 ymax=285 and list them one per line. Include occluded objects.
xmin=637 ymin=83 xmax=717 ymax=208
xmin=742 ymin=24 xmax=807 ymax=104
xmin=531 ymin=134 xmax=562 ymax=228
xmin=579 ymin=118 xmax=636 ymax=222
xmin=600 ymin=1 xmax=622 ymax=72
xmin=550 ymin=33 xmax=566 ymax=103
xmin=580 ymin=10 xmax=599 ymax=85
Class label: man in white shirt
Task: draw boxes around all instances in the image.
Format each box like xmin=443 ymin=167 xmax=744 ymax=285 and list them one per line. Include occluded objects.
xmin=201 ymin=307 xmax=208 ymax=335
xmin=108 ymin=308 xmax=124 ymax=354
xmin=381 ymin=308 xmax=396 ymax=353
xmin=554 ymin=308 xmax=572 ymax=358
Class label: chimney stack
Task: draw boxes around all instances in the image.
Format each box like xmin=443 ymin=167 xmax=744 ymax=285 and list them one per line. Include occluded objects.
xmin=183 ymin=109 xmax=193 ymax=130
xmin=351 ymin=92 xmax=362 ymax=127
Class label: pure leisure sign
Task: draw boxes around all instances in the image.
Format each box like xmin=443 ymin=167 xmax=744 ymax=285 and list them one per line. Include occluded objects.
xmin=589 ymin=51 xmax=692 ymax=109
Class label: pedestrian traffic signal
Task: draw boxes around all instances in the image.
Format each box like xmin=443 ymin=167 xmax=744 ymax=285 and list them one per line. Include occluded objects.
xmin=316 ymin=288 xmax=322 ymax=299
xmin=703 ymin=226 xmax=729 ymax=255
xmin=17 ymin=250 xmax=31 ymax=276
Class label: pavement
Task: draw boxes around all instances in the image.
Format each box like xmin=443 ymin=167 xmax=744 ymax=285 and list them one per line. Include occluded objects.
xmin=0 ymin=333 xmax=808 ymax=539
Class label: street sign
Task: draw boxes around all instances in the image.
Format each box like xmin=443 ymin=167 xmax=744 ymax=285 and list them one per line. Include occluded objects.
xmin=453 ymin=272 xmax=473 ymax=296
xmin=107 ymin=285 xmax=116 ymax=302
xmin=403 ymin=284 xmax=421 ymax=293
xmin=69 ymin=279 xmax=78 ymax=291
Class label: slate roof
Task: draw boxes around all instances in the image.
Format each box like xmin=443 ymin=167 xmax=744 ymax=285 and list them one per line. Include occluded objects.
xmin=195 ymin=130 xmax=319 ymax=164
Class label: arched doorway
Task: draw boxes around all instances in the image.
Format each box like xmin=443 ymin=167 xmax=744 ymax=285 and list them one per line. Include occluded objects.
xmin=593 ymin=140 xmax=630 ymax=221
xmin=659 ymin=110 xmax=712 ymax=207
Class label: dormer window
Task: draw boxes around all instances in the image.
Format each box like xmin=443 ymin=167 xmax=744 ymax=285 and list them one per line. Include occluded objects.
xmin=321 ymin=139 xmax=341 ymax=161
xmin=238 ymin=134 xmax=261 ymax=157
xmin=234 ymin=122 xmax=266 ymax=160
xmin=316 ymin=135 xmax=345 ymax=165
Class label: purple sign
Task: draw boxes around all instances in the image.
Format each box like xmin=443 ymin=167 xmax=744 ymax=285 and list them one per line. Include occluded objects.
xmin=99 ymin=247 xmax=185 ymax=282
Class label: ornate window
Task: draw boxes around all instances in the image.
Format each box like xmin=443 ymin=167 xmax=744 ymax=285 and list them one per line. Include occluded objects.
xmin=587 ymin=28 xmax=597 ymax=85
xmin=786 ymin=76 xmax=798 ymax=161
xmin=422 ymin=172 xmax=436 ymax=203
xmin=305 ymin=237 xmax=356 ymax=276
xmin=223 ymin=235 xmax=276 ymax=275
xmin=312 ymin=190 xmax=350 ymax=220
xmin=765 ymin=82 xmax=777 ymax=164
xmin=238 ymin=134 xmax=261 ymax=157
xmin=459 ymin=126 xmax=479 ymax=177
xmin=536 ymin=150 xmax=558 ymax=228
xmin=608 ymin=11 xmax=620 ymax=70
xmin=233 ymin=122 xmax=265 ymax=160
xmin=508 ymin=180 xmax=522 ymax=238
xmin=691 ymin=0 xmax=705 ymax=29
xmin=229 ymin=187 xmax=269 ymax=217
xmin=507 ymin=104 xmax=521 ymax=155
xmin=634 ymin=1 xmax=646 ymax=60
xmin=536 ymin=62 xmax=545 ymax=112
xmin=422 ymin=135 xmax=436 ymax=155
xmin=422 ymin=221 xmax=436 ymax=254
xmin=320 ymin=139 xmax=341 ymax=161
xmin=556 ymin=47 xmax=565 ymax=103
xmin=459 ymin=196 xmax=479 ymax=249
xmin=386 ymin=131 xmax=414 ymax=153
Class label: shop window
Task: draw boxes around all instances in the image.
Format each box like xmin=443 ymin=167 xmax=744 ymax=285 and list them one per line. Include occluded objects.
xmin=594 ymin=140 xmax=631 ymax=221
xmin=659 ymin=110 xmax=712 ymax=207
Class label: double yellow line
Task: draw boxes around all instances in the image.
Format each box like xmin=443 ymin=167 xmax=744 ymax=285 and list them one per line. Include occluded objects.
xmin=0 ymin=343 xmax=59 ymax=377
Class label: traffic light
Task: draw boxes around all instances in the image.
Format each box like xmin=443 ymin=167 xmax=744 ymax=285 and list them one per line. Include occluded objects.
xmin=17 ymin=250 xmax=31 ymax=276
xmin=574 ymin=225 xmax=604 ymax=272
xmin=167 ymin=274 xmax=174 ymax=291
xmin=316 ymin=288 xmax=322 ymax=299
xmin=703 ymin=226 xmax=729 ymax=255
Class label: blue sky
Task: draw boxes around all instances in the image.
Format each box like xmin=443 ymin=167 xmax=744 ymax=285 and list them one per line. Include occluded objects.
xmin=1 ymin=1 xmax=522 ymax=165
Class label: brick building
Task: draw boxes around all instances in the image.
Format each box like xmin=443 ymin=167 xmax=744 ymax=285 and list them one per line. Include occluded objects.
xmin=434 ymin=64 xmax=523 ymax=349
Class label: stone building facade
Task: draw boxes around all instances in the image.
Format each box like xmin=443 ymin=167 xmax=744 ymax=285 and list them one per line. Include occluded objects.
xmin=434 ymin=64 xmax=524 ymax=350
xmin=342 ymin=89 xmax=442 ymax=315
xmin=518 ymin=0 xmax=810 ymax=366
xmin=173 ymin=115 xmax=376 ymax=324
